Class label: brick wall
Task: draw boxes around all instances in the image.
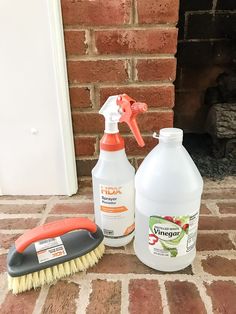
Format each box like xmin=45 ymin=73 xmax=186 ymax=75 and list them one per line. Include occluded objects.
xmin=61 ymin=0 xmax=179 ymax=180
xmin=175 ymin=0 xmax=236 ymax=133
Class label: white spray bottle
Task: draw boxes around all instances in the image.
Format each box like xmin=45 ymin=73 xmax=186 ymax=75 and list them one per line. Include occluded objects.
xmin=134 ymin=128 xmax=203 ymax=271
xmin=92 ymin=94 xmax=147 ymax=247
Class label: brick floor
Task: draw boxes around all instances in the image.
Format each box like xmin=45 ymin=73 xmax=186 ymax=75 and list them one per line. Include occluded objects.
xmin=0 ymin=177 xmax=235 ymax=313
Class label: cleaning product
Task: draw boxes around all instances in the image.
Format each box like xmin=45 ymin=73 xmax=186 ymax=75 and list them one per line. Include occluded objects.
xmin=134 ymin=128 xmax=203 ymax=271
xmin=7 ymin=218 xmax=105 ymax=294
xmin=92 ymin=94 xmax=147 ymax=247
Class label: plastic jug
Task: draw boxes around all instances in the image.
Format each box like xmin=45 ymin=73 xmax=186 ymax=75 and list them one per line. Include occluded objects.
xmin=134 ymin=128 xmax=203 ymax=271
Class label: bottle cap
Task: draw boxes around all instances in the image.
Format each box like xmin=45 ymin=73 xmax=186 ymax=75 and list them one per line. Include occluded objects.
xmin=154 ymin=128 xmax=183 ymax=143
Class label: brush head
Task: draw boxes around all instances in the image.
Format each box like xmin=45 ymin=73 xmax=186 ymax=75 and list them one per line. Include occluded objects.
xmin=8 ymin=242 xmax=105 ymax=294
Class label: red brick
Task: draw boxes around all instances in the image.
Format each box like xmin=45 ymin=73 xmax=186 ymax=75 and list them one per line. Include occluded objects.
xmin=202 ymin=189 xmax=236 ymax=200
xmin=217 ymin=202 xmax=236 ymax=214
xmin=202 ymin=256 xmax=236 ymax=276
xmin=74 ymin=136 xmax=96 ymax=156
xmin=205 ymin=281 xmax=236 ymax=313
xmin=135 ymin=111 xmax=173 ymax=132
xmin=88 ymin=254 xmax=193 ymax=274
xmin=136 ymin=58 xmax=176 ymax=81
xmin=41 ymin=281 xmax=79 ymax=314
xmin=64 ymin=30 xmax=86 ymax=55
xmin=67 ymin=60 xmax=129 ymax=84
xmin=95 ymin=29 xmax=178 ymax=54
xmin=165 ymin=281 xmax=206 ymax=314
xmin=0 ymin=233 xmax=21 ymax=249
xmin=69 ymin=87 xmax=92 ymax=109
xmin=0 ymin=218 xmax=39 ymax=230
xmin=100 ymin=85 xmax=175 ymax=108
xmin=50 ymin=202 xmax=94 ymax=214
xmin=200 ymin=204 xmax=211 ymax=214
xmin=76 ymin=159 xmax=98 ymax=177
xmin=124 ymin=136 xmax=157 ymax=155
xmin=129 ymin=279 xmax=162 ymax=314
xmin=137 ymin=0 xmax=179 ymax=24
xmin=45 ymin=216 xmax=70 ymax=223
xmin=196 ymin=233 xmax=235 ymax=251
xmin=87 ymin=280 xmax=121 ymax=313
xmin=1 ymin=290 xmax=40 ymax=314
xmin=61 ymin=0 xmax=131 ymax=26
xmin=72 ymin=112 xmax=104 ymax=134
xmin=0 ymin=204 xmax=45 ymax=214
xmin=78 ymin=178 xmax=93 ymax=191
xmin=198 ymin=216 xmax=236 ymax=230
xmin=0 ymin=254 xmax=7 ymax=273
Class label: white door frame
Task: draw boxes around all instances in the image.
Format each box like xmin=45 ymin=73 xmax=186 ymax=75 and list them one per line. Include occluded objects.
xmin=47 ymin=0 xmax=78 ymax=195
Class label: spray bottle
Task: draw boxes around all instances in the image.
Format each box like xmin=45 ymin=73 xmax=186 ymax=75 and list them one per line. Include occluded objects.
xmin=134 ymin=128 xmax=203 ymax=271
xmin=92 ymin=94 xmax=147 ymax=247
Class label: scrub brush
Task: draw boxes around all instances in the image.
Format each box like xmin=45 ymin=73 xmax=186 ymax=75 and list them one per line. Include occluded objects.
xmin=7 ymin=218 xmax=105 ymax=294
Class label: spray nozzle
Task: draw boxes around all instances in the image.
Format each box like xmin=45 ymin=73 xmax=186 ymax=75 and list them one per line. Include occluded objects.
xmin=117 ymin=94 xmax=147 ymax=147
xmin=99 ymin=94 xmax=147 ymax=147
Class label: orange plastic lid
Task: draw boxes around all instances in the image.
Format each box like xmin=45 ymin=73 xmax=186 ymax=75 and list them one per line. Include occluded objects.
xmin=100 ymin=133 xmax=124 ymax=151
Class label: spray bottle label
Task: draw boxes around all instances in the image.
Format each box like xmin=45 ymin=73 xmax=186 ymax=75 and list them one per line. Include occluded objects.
xmin=99 ymin=182 xmax=135 ymax=238
xmin=148 ymin=211 xmax=199 ymax=257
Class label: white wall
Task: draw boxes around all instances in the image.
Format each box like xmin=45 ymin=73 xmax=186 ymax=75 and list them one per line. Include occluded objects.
xmin=0 ymin=0 xmax=77 ymax=195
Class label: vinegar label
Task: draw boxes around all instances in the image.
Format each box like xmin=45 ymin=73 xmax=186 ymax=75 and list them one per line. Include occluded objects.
xmin=99 ymin=182 xmax=135 ymax=238
xmin=148 ymin=212 xmax=199 ymax=257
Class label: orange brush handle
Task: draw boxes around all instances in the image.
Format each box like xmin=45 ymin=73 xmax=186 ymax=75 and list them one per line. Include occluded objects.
xmin=15 ymin=218 xmax=97 ymax=253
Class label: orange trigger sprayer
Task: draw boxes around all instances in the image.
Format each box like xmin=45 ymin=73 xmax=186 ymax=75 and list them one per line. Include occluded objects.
xmin=92 ymin=93 xmax=148 ymax=248
xmin=117 ymin=94 xmax=147 ymax=147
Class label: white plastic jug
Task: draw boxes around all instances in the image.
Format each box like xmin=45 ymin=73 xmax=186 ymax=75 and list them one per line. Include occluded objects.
xmin=134 ymin=128 xmax=203 ymax=271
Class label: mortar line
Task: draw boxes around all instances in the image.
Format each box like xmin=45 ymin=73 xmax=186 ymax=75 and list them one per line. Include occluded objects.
xmin=74 ymin=279 xmax=91 ymax=314
xmin=47 ymin=197 xmax=93 ymax=203
xmin=39 ymin=197 xmax=60 ymax=225
xmin=46 ymin=213 xmax=94 ymax=218
xmin=0 ymin=199 xmax=49 ymax=205
xmin=229 ymin=233 xmax=236 ymax=247
xmin=0 ymin=273 xmax=8 ymax=307
xmin=100 ymin=248 xmax=236 ymax=257
xmin=0 ymin=213 xmax=43 ymax=219
xmin=64 ymin=24 xmax=177 ymax=30
xmin=197 ymin=281 xmax=214 ymax=314
xmin=178 ymin=38 xmax=232 ymax=43
xmin=133 ymin=0 xmax=138 ymax=24
xmin=83 ymin=273 xmax=236 ymax=283
xmin=0 ymin=248 xmax=8 ymax=255
xmin=67 ymin=54 xmax=176 ymax=61
xmin=159 ymin=279 xmax=170 ymax=314
xmin=186 ymin=9 xmax=236 ymax=15
xmin=121 ymin=278 xmax=129 ymax=314
xmin=70 ymin=81 xmax=175 ymax=88
xmin=205 ymin=201 xmax=220 ymax=215
xmin=212 ymin=0 xmax=218 ymax=18
xmin=32 ymin=286 xmax=49 ymax=314
xmin=72 ymin=107 xmax=173 ymax=114
xmin=184 ymin=11 xmax=189 ymax=40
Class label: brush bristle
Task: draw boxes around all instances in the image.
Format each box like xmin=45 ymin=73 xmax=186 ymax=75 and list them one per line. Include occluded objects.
xmin=8 ymin=242 xmax=105 ymax=295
